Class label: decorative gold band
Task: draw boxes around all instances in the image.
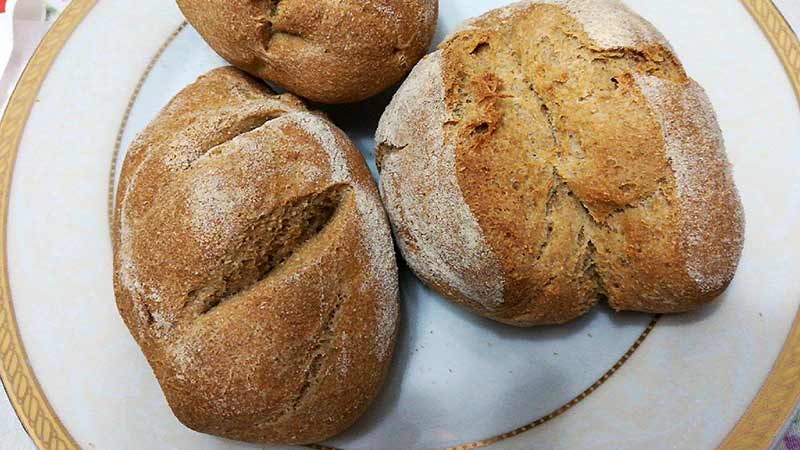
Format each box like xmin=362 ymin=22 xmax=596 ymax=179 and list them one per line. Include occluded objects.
xmin=0 ymin=1 xmax=96 ymax=448
xmin=0 ymin=1 xmax=797 ymax=449
xmin=720 ymin=3 xmax=800 ymax=448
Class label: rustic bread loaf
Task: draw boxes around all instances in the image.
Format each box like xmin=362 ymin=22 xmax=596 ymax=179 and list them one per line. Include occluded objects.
xmin=376 ymin=0 xmax=744 ymax=326
xmin=175 ymin=0 xmax=438 ymax=104
xmin=112 ymin=67 xmax=399 ymax=444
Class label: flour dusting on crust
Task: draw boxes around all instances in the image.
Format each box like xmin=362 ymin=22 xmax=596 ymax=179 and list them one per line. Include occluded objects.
xmin=117 ymin=146 xmax=164 ymax=325
xmin=371 ymin=2 xmax=400 ymax=23
xmin=377 ymin=51 xmax=505 ymax=308
xmin=189 ymin=169 xmax=256 ymax=245
xmin=550 ymin=0 xmax=670 ymax=49
xmin=454 ymin=0 xmax=670 ymax=51
xmin=281 ymin=112 xmax=399 ymax=359
xmin=635 ymin=74 xmax=744 ymax=293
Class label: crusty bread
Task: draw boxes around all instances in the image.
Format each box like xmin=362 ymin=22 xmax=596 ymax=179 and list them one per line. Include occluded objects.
xmin=175 ymin=0 xmax=438 ymax=104
xmin=112 ymin=67 xmax=399 ymax=444
xmin=376 ymin=0 xmax=744 ymax=326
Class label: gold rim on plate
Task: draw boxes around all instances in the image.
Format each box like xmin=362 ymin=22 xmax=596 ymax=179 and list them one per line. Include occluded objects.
xmin=0 ymin=1 xmax=798 ymax=449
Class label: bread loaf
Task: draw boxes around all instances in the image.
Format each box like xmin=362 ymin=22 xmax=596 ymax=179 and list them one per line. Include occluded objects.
xmin=112 ymin=67 xmax=399 ymax=444
xmin=176 ymin=0 xmax=439 ymax=104
xmin=376 ymin=0 xmax=744 ymax=326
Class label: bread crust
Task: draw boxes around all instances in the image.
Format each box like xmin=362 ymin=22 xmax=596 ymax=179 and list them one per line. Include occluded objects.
xmin=176 ymin=0 xmax=438 ymax=104
xmin=377 ymin=0 xmax=744 ymax=325
xmin=113 ymin=67 xmax=399 ymax=444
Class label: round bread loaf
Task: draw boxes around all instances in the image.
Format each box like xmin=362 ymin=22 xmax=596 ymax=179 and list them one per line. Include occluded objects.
xmin=112 ymin=67 xmax=399 ymax=444
xmin=175 ymin=0 xmax=439 ymax=104
xmin=376 ymin=0 xmax=745 ymax=326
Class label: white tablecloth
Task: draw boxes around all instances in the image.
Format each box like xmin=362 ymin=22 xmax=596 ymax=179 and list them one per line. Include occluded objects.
xmin=1 ymin=1 xmax=799 ymax=448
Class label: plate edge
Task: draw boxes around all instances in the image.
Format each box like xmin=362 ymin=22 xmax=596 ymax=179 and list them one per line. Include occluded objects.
xmin=720 ymin=3 xmax=800 ymax=447
xmin=0 ymin=0 xmax=798 ymax=449
xmin=0 ymin=1 xmax=95 ymax=449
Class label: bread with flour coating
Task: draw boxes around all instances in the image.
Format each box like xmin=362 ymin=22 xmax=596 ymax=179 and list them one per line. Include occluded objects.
xmin=376 ymin=0 xmax=744 ymax=326
xmin=176 ymin=0 xmax=438 ymax=104
xmin=113 ymin=67 xmax=399 ymax=444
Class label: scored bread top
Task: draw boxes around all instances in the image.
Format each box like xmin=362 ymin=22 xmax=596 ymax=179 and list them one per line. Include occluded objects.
xmin=113 ymin=67 xmax=398 ymax=444
xmin=377 ymin=0 xmax=744 ymax=325
xmin=176 ymin=0 xmax=438 ymax=103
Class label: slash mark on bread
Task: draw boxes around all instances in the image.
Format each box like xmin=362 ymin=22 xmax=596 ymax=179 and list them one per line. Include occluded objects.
xmin=182 ymin=184 xmax=351 ymax=319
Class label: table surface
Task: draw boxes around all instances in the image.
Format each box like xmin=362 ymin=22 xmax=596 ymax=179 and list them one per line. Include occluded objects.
xmin=1 ymin=1 xmax=799 ymax=449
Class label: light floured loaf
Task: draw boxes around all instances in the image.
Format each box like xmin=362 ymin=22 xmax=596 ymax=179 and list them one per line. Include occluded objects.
xmin=113 ymin=67 xmax=399 ymax=444
xmin=376 ymin=0 xmax=744 ymax=326
xmin=176 ymin=0 xmax=439 ymax=104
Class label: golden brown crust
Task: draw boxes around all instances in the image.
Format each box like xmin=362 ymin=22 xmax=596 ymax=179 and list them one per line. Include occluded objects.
xmin=377 ymin=0 xmax=744 ymax=326
xmin=175 ymin=0 xmax=438 ymax=104
xmin=113 ymin=67 xmax=399 ymax=444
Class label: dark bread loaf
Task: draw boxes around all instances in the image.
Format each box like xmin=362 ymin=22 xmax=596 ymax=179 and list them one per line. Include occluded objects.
xmin=376 ymin=0 xmax=744 ymax=326
xmin=176 ymin=0 xmax=439 ymax=104
xmin=112 ymin=67 xmax=399 ymax=444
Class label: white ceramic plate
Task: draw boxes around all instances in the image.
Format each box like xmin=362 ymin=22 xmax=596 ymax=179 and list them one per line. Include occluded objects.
xmin=1 ymin=0 xmax=800 ymax=449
